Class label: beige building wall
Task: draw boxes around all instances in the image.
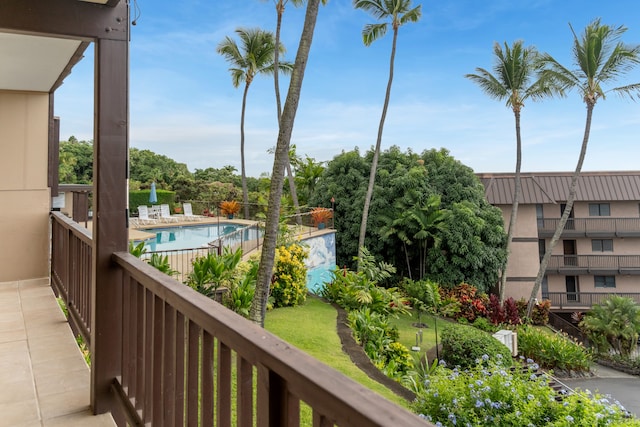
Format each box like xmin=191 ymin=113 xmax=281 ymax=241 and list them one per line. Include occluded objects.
xmin=0 ymin=91 xmax=50 ymax=282
xmin=499 ymin=204 xmax=542 ymax=301
xmin=547 ymin=274 xmax=639 ymax=294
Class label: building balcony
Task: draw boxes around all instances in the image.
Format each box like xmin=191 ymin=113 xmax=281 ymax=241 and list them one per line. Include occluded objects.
xmin=43 ymin=212 xmax=428 ymax=426
xmin=546 ymin=255 xmax=640 ymax=275
xmin=544 ymin=291 xmax=640 ymax=310
xmin=538 ymin=218 xmax=640 ymax=238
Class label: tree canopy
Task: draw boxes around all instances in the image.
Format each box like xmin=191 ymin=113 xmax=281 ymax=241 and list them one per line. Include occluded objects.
xmin=310 ymin=146 xmax=507 ymax=292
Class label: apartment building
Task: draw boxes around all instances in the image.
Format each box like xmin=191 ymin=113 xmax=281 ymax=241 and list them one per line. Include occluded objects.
xmin=479 ymin=171 xmax=640 ymax=311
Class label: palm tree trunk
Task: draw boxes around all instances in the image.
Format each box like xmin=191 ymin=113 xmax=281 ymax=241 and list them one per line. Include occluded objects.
xmin=403 ymin=241 xmax=412 ymax=280
xmin=357 ymin=27 xmax=397 ymax=269
xmin=499 ymin=109 xmax=523 ymax=303
xmin=274 ymin=3 xmax=303 ymax=225
xmin=240 ymin=82 xmax=250 ymax=219
xmin=250 ymin=0 xmax=320 ymax=327
xmin=527 ymin=103 xmax=594 ymax=317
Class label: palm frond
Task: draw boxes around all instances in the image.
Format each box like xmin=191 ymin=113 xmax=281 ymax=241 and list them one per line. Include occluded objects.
xmin=362 ymin=23 xmax=388 ymax=46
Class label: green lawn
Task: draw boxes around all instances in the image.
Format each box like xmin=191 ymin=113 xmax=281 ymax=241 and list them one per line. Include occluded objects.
xmin=264 ymin=297 xmax=411 ymax=410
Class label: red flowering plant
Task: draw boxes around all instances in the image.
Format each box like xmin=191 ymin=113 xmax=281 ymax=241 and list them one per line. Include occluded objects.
xmin=440 ymin=283 xmax=488 ymax=322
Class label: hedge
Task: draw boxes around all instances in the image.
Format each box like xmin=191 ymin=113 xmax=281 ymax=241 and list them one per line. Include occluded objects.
xmin=130 ymin=190 xmax=176 ymax=216
xmin=440 ymin=323 xmax=513 ymax=369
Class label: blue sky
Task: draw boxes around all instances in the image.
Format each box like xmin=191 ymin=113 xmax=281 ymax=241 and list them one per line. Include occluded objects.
xmin=55 ymin=0 xmax=640 ymax=178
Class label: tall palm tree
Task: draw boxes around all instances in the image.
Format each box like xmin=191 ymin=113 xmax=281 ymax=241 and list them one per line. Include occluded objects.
xmin=527 ymin=19 xmax=640 ymax=316
xmin=266 ymin=0 xmax=305 ymax=224
xmin=217 ymin=28 xmax=293 ymax=219
xmin=250 ymin=0 xmax=322 ymax=327
xmin=354 ymin=0 xmax=421 ymax=269
xmin=466 ymin=41 xmax=553 ymax=302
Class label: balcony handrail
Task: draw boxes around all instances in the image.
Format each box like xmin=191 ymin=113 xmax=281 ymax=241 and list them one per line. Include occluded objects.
xmin=547 ymin=254 xmax=640 ymax=270
xmin=112 ymin=252 xmax=426 ymax=426
xmin=539 ymin=217 xmax=640 ymax=234
xmin=546 ymin=291 xmax=640 ymax=309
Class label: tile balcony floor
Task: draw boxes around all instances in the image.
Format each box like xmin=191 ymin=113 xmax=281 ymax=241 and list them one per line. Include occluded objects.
xmin=0 ymin=279 xmax=115 ymax=427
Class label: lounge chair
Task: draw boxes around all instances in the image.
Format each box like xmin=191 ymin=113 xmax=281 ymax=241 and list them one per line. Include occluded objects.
xmin=137 ymin=205 xmax=157 ymax=225
xmin=160 ymin=204 xmax=179 ymax=223
xmin=183 ymin=203 xmax=204 ymax=221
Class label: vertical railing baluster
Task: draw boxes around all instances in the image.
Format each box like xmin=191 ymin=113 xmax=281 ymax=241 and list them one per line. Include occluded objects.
xmin=216 ymin=341 xmax=232 ymax=427
xmin=201 ymin=331 xmax=214 ymax=427
xmin=175 ymin=312 xmax=185 ymax=426
xmin=187 ymin=320 xmax=200 ymax=426
xmin=144 ymin=289 xmax=154 ymax=423
xmin=236 ymin=354 xmax=253 ymax=427
xmin=135 ymin=283 xmax=145 ymax=412
xmin=152 ymin=295 xmax=164 ymax=424
xmin=162 ymin=305 xmax=176 ymax=427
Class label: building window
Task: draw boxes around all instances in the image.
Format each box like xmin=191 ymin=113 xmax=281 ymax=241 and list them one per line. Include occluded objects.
xmin=594 ymin=276 xmax=616 ymax=288
xmin=536 ymin=204 xmax=544 ymax=228
xmin=592 ymin=239 xmax=613 ymax=252
xmin=589 ymin=203 xmax=610 ymax=216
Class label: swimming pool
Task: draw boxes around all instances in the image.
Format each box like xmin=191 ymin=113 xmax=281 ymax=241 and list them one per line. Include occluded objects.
xmin=138 ymin=223 xmax=259 ymax=252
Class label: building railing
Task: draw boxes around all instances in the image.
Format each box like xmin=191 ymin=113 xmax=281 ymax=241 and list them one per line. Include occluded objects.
xmin=538 ymin=217 xmax=640 ymax=237
xmin=50 ymin=212 xmax=93 ymax=346
xmin=546 ymin=255 xmax=640 ymax=274
xmin=50 ymin=213 xmax=427 ymax=426
xmin=545 ymin=292 xmax=640 ymax=309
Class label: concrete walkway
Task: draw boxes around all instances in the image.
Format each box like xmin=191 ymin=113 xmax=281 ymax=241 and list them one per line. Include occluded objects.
xmin=0 ymin=279 xmax=115 ymax=427
xmin=561 ymin=363 xmax=640 ymax=417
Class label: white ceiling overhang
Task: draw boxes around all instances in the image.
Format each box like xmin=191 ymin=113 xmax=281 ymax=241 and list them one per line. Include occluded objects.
xmin=0 ymin=32 xmax=83 ymax=92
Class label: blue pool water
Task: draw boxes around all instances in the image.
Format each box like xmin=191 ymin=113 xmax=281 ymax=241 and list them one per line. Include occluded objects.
xmin=138 ymin=223 xmax=258 ymax=252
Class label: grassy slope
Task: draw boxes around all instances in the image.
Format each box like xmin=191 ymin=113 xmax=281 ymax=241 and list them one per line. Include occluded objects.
xmin=264 ymin=297 xmax=411 ymax=409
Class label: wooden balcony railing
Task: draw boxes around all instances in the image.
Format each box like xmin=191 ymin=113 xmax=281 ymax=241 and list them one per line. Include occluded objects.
xmin=50 ymin=213 xmax=428 ymax=426
xmin=545 ymin=292 xmax=640 ymax=310
xmin=50 ymin=212 xmax=93 ymax=346
xmin=538 ymin=217 xmax=640 ymax=237
xmin=546 ymin=255 xmax=640 ymax=274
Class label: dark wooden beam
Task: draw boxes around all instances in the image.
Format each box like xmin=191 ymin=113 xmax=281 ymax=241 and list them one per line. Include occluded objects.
xmin=48 ymin=100 xmax=60 ymax=197
xmin=90 ymin=35 xmax=128 ymax=414
xmin=0 ymin=0 xmax=128 ymax=41
xmin=52 ymin=42 xmax=91 ymax=92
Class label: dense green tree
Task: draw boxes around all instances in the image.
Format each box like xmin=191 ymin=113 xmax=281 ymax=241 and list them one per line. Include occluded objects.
xmin=466 ymin=40 xmax=554 ymax=302
xmin=250 ymin=0 xmax=322 ymax=327
xmin=129 ymin=148 xmax=190 ymax=190
xmin=309 ymin=149 xmax=369 ymax=264
xmin=59 ymin=136 xmax=93 ymax=183
xmin=353 ymin=0 xmax=421 ymax=269
xmin=217 ymin=28 xmax=294 ymax=219
xmin=311 ymin=147 xmax=507 ymax=292
xmin=528 ymin=19 xmax=640 ymax=315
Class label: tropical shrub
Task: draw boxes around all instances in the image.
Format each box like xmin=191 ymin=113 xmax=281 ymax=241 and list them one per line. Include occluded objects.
xmin=472 ymin=316 xmax=499 ymax=333
xmin=440 ymin=283 xmax=488 ymax=322
xmin=148 ymin=253 xmax=177 ymax=277
xmin=186 ymin=248 xmax=242 ymax=298
xmin=412 ymin=355 xmax=637 ymax=426
xmin=270 ymin=244 xmax=309 ymax=308
xmin=401 ymin=278 xmax=441 ymax=313
xmin=310 ymin=207 xmax=332 ymax=227
xmin=129 ymin=241 xmax=147 ymax=258
xmin=516 ymin=325 xmax=592 ymax=372
xmin=516 ymin=298 xmax=551 ymax=325
xmin=322 ymin=267 xmax=409 ymax=316
xmin=440 ymin=323 xmax=512 ymax=369
xmin=219 ymin=200 xmax=241 ymax=217
xmin=348 ymin=308 xmax=412 ymax=379
xmin=580 ymin=295 xmax=640 ymax=357
xmin=223 ymin=260 xmax=258 ymax=318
